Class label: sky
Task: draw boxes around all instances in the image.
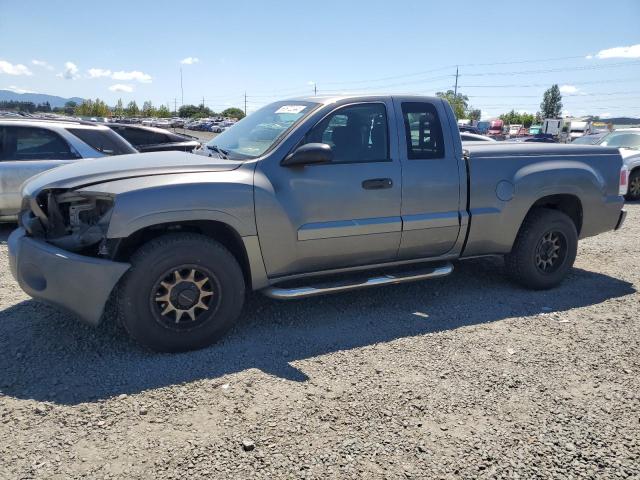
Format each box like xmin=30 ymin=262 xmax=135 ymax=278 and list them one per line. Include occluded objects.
xmin=1 ymin=0 xmax=639 ymax=119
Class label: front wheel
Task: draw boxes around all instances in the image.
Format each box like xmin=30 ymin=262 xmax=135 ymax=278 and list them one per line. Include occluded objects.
xmin=505 ymin=208 xmax=578 ymax=290
xmin=626 ymin=169 xmax=640 ymax=201
xmin=117 ymin=233 xmax=245 ymax=352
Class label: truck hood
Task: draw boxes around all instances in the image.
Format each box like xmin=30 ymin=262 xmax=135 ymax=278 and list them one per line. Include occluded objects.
xmin=23 ymin=151 xmax=243 ymax=195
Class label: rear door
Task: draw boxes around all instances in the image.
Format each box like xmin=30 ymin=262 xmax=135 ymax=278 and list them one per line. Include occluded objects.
xmin=0 ymin=126 xmax=80 ymax=216
xmin=392 ymin=99 xmax=463 ymax=258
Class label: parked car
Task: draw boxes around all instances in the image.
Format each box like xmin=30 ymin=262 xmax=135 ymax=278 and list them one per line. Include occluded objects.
xmin=572 ymin=132 xmax=608 ymax=145
xmin=107 ymin=124 xmax=201 ymax=153
xmin=529 ymin=124 xmax=542 ymax=135
xmin=597 ymin=128 xmax=640 ymax=200
xmin=10 ymin=95 xmax=627 ymax=352
xmin=460 ymin=132 xmax=496 ymax=142
xmin=154 ymin=119 xmax=172 ymax=129
xmin=458 ymin=125 xmax=480 ymax=134
xmin=0 ymin=119 xmax=137 ymax=220
xmin=487 ymin=119 xmax=505 ymax=139
xmin=507 ymin=134 xmax=557 ymax=143
xmin=508 ymin=124 xmax=523 ymax=137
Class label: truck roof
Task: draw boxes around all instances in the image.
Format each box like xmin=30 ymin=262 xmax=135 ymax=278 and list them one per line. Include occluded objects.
xmin=286 ymin=94 xmax=443 ymax=104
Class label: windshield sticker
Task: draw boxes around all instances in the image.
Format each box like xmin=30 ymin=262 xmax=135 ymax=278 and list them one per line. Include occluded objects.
xmin=275 ymin=105 xmax=307 ymax=114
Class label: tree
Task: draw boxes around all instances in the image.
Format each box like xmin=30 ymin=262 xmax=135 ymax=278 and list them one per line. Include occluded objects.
xmin=126 ymin=100 xmax=139 ymax=117
xmin=64 ymin=100 xmax=77 ymax=116
xmin=436 ymin=90 xmax=469 ymax=119
xmin=540 ymin=84 xmax=563 ymax=119
xmin=75 ymin=98 xmax=110 ymax=117
xmin=498 ymin=110 xmax=535 ymax=128
xmin=221 ymin=107 xmax=245 ymax=120
xmin=157 ymin=105 xmax=171 ymax=118
xmin=142 ymin=100 xmax=156 ymax=118
xmin=114 ymin=98 xmax=124 ymax=118
xmin=178 ymin=104 xmax=213 ymax=118
xmin=467 ymin=109 xmax=481 ymax=122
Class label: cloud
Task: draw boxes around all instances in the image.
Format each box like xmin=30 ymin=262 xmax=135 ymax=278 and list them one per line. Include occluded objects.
xmin=111 ymin=70 xmax=152 ymax=83
xmin=180 ymin=57 xmax=199 ymax=65
xmin=57 ymin=61 xmax=79 ymax=79
xmin=559 ymin=85 xmax=579 ymax=94
xmin=31 ymin=59 xmax=54 ymax=71
xmin=108 ymin=83 xmax=134 ymax=93
xmin=0 ymin=60 xmax=33 ymax=76
xmin=86 ymin=68 xmax=152 ymax=83
xmin=600 ymin=112 xmax=612 ymax=118
xmin=88 ymin=68 xmax=112 ymax=78
xmin=4 ymin=85 xmax=36 ymax=94
xmin=595 ymin=44 xmax=640 ymax=59
xmin=585 ymin=54 xmax=593 ymax=60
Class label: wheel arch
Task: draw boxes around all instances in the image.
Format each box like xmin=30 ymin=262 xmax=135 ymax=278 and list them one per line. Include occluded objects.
xmin=525 ymin=194 xmax=583 ymax=235
xmin=111 ymin=220 xmax=259 ymax=289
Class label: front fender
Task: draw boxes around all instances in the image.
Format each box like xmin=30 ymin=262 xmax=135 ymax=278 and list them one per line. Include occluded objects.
xmin=75 ymin=169 xmax=257 ymax=239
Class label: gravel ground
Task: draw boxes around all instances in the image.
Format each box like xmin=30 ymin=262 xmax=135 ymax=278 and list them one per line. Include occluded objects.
xmin=0 ymin=204 xmax=638 ymax=479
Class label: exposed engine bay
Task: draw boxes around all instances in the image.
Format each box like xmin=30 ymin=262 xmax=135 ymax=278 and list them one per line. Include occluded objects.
xmin=20 ymin=189 xmax=114 ymax=255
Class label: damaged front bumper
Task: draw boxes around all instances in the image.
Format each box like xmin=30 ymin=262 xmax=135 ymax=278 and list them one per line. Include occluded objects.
xmin=8 ymin=227 xmax=130 ymax=326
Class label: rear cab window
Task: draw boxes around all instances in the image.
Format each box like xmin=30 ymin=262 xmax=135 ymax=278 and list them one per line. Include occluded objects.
xmin=401 ymin=102 xmax=445 ymax=159
xmin=0 ymin=126 xmax=79 ymax=161
xmin=67 ymin=128 xmax=137 ymax=155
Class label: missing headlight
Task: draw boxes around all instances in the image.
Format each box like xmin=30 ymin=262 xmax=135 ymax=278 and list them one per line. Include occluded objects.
xmin=45 ymin=191 xmax=115 ymax=253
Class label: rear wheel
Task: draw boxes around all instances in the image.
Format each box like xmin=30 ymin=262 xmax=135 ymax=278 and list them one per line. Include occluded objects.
xmin=505 ymin=208 xmax=578 ymax=290
xmin=626 ymin=169 xmax=640 ymax=201
xmin=117 ymin=233 xmax=245 ymax=352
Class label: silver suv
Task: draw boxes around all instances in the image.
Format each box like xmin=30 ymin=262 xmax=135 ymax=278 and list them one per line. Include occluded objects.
xmin=0 ymin=118 xmax=136 ymax=220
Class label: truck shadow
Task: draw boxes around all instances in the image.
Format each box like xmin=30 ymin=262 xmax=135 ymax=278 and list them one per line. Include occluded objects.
xmin=0 ymin=257 xmax=634 ymax=405
xmin=0 ymin=223 xmax=15 ymax=245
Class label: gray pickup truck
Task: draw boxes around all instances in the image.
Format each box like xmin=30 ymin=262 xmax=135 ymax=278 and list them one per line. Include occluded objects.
xmin=9 ymin=95 xmax=627 ymax=352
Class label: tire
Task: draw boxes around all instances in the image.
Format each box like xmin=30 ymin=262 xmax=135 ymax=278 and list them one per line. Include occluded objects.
xmin=626 ymin=169 xmax=640 ymax=201
xmin=505 ymin=208 xmax=578 ymax=290
xmin=117 ymin=233 xmax=245 ymax=352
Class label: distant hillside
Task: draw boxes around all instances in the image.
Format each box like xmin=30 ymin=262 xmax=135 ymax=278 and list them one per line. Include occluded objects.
xmin=0 ymin=90 xmax=84 ymax=109
xmin=587 ymin=116 xmax=640 ymax=125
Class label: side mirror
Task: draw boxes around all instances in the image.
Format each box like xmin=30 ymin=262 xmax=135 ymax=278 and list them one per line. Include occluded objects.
xmin=281 ymin=143 xmax=333 ymax=167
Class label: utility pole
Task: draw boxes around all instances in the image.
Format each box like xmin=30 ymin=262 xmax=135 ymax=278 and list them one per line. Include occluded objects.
xmin=174 ymin=98 xmax=177 ymax=115
xmin=314 ymin=83 xmax=317 ymax=95
xmin=454 ymin=66 xmax=459 ymax=97
xmin=180 ymin=67 xmax=184 ymax=106
xmin=244 ymin=92 xmax=247 ymax=116
xmin=202 ymin=96 xmax=205 ymax=109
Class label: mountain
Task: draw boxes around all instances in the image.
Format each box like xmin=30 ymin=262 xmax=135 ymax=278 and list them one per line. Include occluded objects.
xmin=591 ymin=117 xmax=640 ymax=125
xmin=0 ymin=90 xmax=84 ymax=109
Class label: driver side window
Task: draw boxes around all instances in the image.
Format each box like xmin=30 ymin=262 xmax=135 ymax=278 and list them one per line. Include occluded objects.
xmin=303 ymin=103 xmax=389 ymax=163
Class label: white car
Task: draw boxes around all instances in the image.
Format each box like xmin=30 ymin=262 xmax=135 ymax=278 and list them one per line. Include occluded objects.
xmin=460 ymin=132 xmax=496 ymax=143
xmin=0 ymin=119 xmax=137 ymax=220
xmin=598 ymin=128 xmax=640 ymax=200
xmin=508 ymin=124 xmax=522 ymax=137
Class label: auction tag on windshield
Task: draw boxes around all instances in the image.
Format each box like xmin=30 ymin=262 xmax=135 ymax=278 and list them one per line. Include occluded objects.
xmin=275 ymin=105 xmax=307 ymax=114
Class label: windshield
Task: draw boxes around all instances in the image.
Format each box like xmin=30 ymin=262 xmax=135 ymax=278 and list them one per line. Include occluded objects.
xmin=572 ymin=135 xmax=600 ymax=145
xmin=205 ymin=100 xmax=319 ymax=159
xmin=599 ymin=131 xmax=640 ymax=149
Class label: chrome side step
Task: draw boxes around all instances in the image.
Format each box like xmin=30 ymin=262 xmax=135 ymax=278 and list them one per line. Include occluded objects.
xmin=262 ymin=262 xmax=453 ymax=300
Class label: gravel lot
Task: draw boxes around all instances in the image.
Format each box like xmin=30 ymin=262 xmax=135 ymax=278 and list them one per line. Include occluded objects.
xmin=0 ymin=204 xmax=638 ymax=479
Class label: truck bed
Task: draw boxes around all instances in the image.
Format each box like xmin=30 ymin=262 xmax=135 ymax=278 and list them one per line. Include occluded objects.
xmin=462 ymin=143 xmax=624 ymax=256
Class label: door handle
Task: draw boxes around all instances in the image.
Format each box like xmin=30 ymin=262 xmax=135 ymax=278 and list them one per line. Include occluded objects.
xmin=362 ymin=178 xmax=393 ymax=190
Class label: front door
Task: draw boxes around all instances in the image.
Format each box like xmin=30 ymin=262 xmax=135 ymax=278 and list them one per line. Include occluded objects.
xmin=255 ymin=101 xmax=402 ymax=277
